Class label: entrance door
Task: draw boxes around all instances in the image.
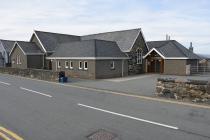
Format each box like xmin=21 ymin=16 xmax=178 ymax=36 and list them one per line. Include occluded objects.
xmin=148 ymin=59 xmax=163 ymax=73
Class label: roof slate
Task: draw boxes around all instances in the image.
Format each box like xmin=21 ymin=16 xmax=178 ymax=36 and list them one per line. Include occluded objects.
xmin=34 ymin=31 xmax=81 ymax=52
xmin=0 ymin=53 xmax=3 ymax=59
xmin=81 ymin=28 xmax=141 ymax=52
xmin=0 ymin=39 xmax=15 ymax=53
xmin=17 ymin=41 xmax=44 ymax=54
xmin=48 ymin=40 xmax=128 ymax=58
xmin=146 ymin=40 xmax=200 ymax=59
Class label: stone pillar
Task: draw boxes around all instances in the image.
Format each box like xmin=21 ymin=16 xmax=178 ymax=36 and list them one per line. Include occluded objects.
xmin=186 ymin=65 xmax=191 ymax=75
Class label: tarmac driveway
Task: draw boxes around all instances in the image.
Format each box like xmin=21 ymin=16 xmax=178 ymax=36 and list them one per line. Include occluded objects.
xmin=69 ymin=74 xmax=210 ymax=97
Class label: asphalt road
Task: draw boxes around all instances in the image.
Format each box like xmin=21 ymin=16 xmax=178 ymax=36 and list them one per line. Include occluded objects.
xmin=0 ymin=74 xmax=210 ymax=140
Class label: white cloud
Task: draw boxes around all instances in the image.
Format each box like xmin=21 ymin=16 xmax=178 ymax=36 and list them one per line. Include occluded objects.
xmin=0 ymin=0 xmax=209 ymax=54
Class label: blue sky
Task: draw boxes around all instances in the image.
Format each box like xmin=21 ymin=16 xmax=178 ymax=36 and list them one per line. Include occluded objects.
xmin=0 ymin=0 xmax=209 ymax=54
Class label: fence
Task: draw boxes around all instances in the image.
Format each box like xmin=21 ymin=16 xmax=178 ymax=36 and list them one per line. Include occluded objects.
xmin=0 ymin=67 xmax=59 ymax=81
xmin=190 ymin=66 xmax=210 ymax=75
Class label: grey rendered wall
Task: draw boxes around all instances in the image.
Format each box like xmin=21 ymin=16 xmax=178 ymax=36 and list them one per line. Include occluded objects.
xmin=164 ymin=59 xmax=187 ymax=75
xmin=52 ymin=59 xmax=96 ymax=79
xmin=95 ymin=59 xmax=128 ymax=79
xmin=11 ymin=46 xmax=27 ymax=69
xmin=27 ymin=55 xmax=44 ymax=69
xmin=127 ymin=31 xmax=148 ymax=74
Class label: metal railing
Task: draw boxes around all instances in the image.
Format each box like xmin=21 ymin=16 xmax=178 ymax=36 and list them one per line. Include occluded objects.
xmin=190 ymin=66 xmax=210 ymax=75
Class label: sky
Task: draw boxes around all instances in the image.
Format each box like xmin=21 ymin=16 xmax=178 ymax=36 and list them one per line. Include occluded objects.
xmin=0 ymin=0 xmax=209 ymax=54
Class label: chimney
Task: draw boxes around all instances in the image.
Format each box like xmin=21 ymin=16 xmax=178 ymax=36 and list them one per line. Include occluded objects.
xmin=189 ymin=42 xmax=193 ymax=52
xmin=166 ymin=34 xmax=171 ymax=40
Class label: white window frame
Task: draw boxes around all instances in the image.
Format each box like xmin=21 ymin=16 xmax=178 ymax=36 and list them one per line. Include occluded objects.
xmin=79 ymin=61 xmax=82 ymax=70
xmin=65 ymin=61 xmax=69 ymax=69
xmin=84 ymin=61 xmax=88 ymax=70
xmin=57 ymin=61 xmax=61 ymax=68
xmin=110 ymin=61 xmax=115 ymax=69
xmin=19 ymin=56 xmax=21 ymax=64
xmin=16 ymin=55 xmax=21 ymax=65
xmin=16 ymin=55 xmax=19 ymax=64
xmin=70 ymin=61 xmax=73 ymax=69
xmin=136 ymin=49 xmax=143 ymax=64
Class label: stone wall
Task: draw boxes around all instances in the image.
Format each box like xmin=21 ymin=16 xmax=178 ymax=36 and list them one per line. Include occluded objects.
xmin=0 ymin=67 xmax=59 ymax=82
xmin=156 ymin=78 xmax=210 ymax=103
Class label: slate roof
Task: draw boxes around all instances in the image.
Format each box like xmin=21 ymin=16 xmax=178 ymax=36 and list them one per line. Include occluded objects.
xmin=16 ymin=41 xmax=44 ymax=55
xmin=48 ymin=40 xmax=128 ymax=58
xmin=81 ymin=28 xmax=141 ymax=52
xmin=34 ymin=30 xmax=81 ymax=52
xmin=0 ymin=53 xmax=3 ymax=59
xmin=146 ymin=40 xmax=200 ymax=59
xmin=0 ymin=39 xmax=15 ymax=53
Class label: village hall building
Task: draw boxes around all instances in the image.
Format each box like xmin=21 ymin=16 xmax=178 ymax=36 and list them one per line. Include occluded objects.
xmin=9 ymin=28 xmax=201 ymax=79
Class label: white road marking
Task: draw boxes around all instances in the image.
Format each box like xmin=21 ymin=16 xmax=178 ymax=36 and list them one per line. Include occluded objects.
xmin=20 ymin=87 xmax=52 ymax=98
xmin=0 ymin=81 xmax=11 ymax=86
xmin=78 ymin=103 xmax=179 ymax=130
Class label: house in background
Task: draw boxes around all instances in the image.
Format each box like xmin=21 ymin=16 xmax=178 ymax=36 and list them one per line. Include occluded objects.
xmin=0 ymin=39 xmax=15 ymax=67
xmin=198 ymin=54 xmax=210 ymax=67
xmin=144 ymin=40 xmax=200 ymax=75
xmin=10 ymin=41 xmax=44 ymax=69
xmin=46 ymin=39 xmax=129 ymax=79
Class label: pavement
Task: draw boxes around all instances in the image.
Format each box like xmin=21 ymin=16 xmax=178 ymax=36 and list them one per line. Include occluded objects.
xmin=69 ymin=74 xmax=210 ymax=97
xmin=0 ymin=73 xmax=210 ymax=140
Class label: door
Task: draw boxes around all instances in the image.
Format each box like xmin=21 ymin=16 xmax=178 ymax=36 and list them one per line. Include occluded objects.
xmin=148 ymin=59 xmax=163 ymax=73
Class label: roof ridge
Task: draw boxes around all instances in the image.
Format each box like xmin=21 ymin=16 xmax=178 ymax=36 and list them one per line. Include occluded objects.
xmin=82 ymin=28 xmax=141 ymax=36
xmin=34 ymin=30 xmax=80 ymax=37
xmin=147 ymin=40 xmax=175 ymax=43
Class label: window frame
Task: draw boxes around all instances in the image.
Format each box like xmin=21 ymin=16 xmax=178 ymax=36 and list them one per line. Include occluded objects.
xmin=136 ymin=48 xmax=143 ymax=64
xmin=69 ymin=61 xmax=73 ymax=69
xmin=79 ymin=61 xmax=83 ymax=70
xmin=110 ymin=61 xmax=115 ymax=70
xmin=16 ymin=55 xmax=19 ymax=64
xmin=16 ymin=55 xmax=21 ymax=65
xmin=84 ymin=61 xmax=88 ymax=70
xmin=57 ymin=61 xmax=61 ymax=68
xmin=65 ymin=61 xmax=69 ymax=69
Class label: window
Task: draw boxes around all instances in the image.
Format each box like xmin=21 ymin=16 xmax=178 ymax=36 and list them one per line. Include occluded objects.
xmin=16 ymin=55 xmax=21 ymax=64
xmin=65 ymin=61 xmax=69 ymax=69
xmin=57 ymin=61 xmax=61 ymax=68
xmin=110 ymin=61 xmax=115 ymax=69
xmin=70 ymin=61 xmax=73 ymax=69
xmin=16 ymin=55 xmax=19 ymax=64
xmin=136 ymin=49 xmax=143 ymax=64
xmin=84 ymin=61 xmax=88 ymax=70
xmin=79 ymin=61 xmax=82 ymax=69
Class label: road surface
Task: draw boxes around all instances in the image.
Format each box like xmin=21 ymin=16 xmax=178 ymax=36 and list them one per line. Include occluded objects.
xmin=0 ymin=74 xmax=210 ymax=140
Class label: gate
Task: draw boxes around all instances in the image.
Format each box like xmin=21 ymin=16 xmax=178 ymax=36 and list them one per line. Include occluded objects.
xmin=190 ymin=66 xmax=210 ymax=75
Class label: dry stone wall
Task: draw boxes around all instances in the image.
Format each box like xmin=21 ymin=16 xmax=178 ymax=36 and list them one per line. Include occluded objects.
xmin=0 ymin=67 xmax=59 ymax=82
xmin=156 ymin=78 xmax=210 ymax=103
